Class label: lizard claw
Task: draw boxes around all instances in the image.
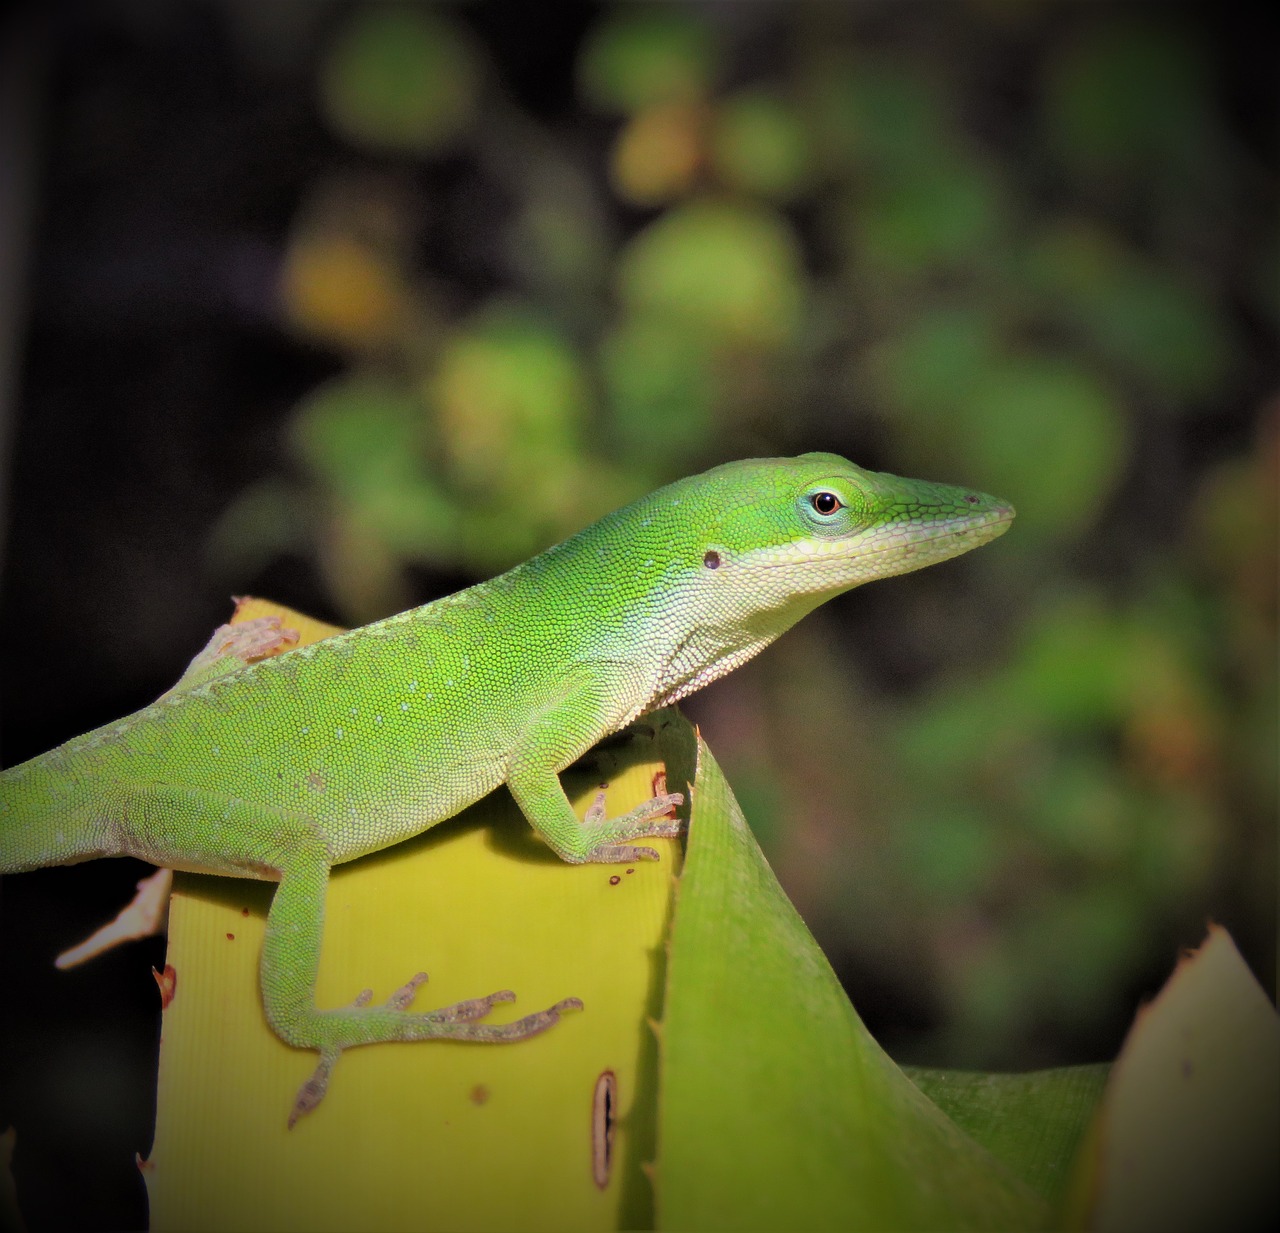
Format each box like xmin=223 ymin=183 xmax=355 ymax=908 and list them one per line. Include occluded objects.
xmin=583 ymin=789 xmax=609 ymax=825
xmin=384 ymin=971 xmax=429 ymax=1010
xmin=211 ymin=616 xmax=299 ymax=665
xmin=288 ymin=1048 xmax=338 ymax=1129
xmin=423 ymin=989 xmax=516 ymax=1024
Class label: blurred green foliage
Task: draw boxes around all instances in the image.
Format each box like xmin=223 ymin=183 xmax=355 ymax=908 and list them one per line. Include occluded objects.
xmin=320 ymin=7 xmax=481 ymax=154
xmin=218 ymin=2 xmax=1276 ymax=1069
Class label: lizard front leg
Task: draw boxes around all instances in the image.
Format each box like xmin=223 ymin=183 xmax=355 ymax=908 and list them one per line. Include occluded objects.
xmin=505 ymin=674 xmax=685 ymax=864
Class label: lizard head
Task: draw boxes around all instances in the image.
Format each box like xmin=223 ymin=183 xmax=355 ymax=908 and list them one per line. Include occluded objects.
xmin=582 ymin=452 xmax=1015 ymax=708
xmin=689 ymin=452 xmax=1015 ymax=606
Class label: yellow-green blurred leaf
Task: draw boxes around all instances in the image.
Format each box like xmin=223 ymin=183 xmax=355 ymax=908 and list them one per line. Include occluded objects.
xmin=815 ymin=57 xmax=954 ymax=175
xmin=1008 ymin=589 xmax=1135 ymax=728
xmin=867 ymin=304 xmax=1003 ymax=419
xmin=425 ymin=309 xmax=635 ymax=572
xmin=954 ymin=357 xmax=1129 ymax=540
xmin=1010 ymin=886 xmax=1148 ymax=1025
xmin=289 ymin=375 xmax=429 ymax=503
xmin=281 ymin=230 xmax=415 ymax=352
xmin=507 ymin=165 xmax=612 ymax=303
xmin=711 ymin=90 xmax=812 ymax=201
xmin=430 ymin=308 xmax=589 ymax=492
xmin=207 ymin=479 xmax=311 ymax=584
xmin=892 ymin=802 xmax=1001 ymax=904
xmin=617 ymin=200 xmax=805 ymax=350
xmin=287 ymin=375 xmax=458 ymax=612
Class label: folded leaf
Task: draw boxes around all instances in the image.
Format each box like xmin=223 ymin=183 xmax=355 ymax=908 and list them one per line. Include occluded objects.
xmin=655 ymin=725 xmax=1045 ymax=1231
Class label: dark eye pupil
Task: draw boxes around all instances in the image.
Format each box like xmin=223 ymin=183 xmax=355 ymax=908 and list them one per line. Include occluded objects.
xmin=812 ymin=491 xmax=840 ymax=515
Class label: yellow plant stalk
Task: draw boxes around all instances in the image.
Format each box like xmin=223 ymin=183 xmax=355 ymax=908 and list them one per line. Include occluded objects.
xmin=146 ymin=599 xmax=680 ymax=1232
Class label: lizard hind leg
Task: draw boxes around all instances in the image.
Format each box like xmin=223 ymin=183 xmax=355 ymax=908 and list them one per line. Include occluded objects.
xmin=260 ymin=840 xmax=582 ymax=1128
xmin=284 ymin=979 xmax=580 ymax=1127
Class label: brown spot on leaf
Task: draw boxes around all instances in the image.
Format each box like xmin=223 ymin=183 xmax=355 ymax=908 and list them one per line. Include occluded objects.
xmin=152 ymin=964 xmax=178 ymax=1009
xmin=592 ymin=1070 xmax=617 ymax=1189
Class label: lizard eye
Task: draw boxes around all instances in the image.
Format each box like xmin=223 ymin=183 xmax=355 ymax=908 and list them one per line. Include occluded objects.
xmin=810 ymin=491 xmax=842 ymax=516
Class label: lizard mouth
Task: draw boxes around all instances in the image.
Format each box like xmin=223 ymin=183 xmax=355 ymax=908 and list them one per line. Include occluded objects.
xmin=758 ymin=505 xmax=1016 ymax=569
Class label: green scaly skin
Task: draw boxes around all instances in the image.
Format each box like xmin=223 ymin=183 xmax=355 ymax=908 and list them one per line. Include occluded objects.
xmin=0 ymin=453 xmax=1014 ymax=1123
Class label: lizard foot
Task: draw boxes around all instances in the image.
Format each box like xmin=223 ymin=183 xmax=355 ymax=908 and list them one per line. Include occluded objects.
xmin=285 ymin=989 xmax=584 ymax=1127
xmin=348 ymin=973 xmax=522 ymax=1023
xmin=579 ymin=791 xmax=685 ymax=863
xmin=211 ymin=616 xmax=300 ymax=664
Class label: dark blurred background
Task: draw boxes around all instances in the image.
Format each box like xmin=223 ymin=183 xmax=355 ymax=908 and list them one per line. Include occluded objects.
xmin=0 ymin=2 xmax=1274 ymax=1228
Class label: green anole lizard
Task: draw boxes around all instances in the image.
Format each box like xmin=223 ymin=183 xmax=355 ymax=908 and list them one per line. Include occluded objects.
xmin=0 ymin=453 xmax=1013 ymax=1125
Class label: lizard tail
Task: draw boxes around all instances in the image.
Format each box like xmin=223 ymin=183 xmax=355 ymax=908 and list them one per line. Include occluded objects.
xmin=0 ymin=751 xmax=125 ymax=873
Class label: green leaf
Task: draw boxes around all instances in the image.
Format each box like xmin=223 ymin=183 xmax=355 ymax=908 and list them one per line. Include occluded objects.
xmin=1026 ymin=221 xmax=1233 ymax=405
xmin=891 ymin=802 xmax=1002 ymax=904
xmin=856 ymin=155 xmax=1008 ymax=276
xmin=904 ymin=1066 xmax=1109 ymax=1208
xmin=601 ymin=315 xmax=718 ymax=456
xmin=286 ymin=375 xmax=456 ymax=552
xmin=656 ymin=725 xmax=1047 ymax=1231
xmin=954 ymin=356 xmax=1129 ymax=541
xmin=1042 ymin=22 xmax=1213 ymax=188
xmin=578 ymin=8 xmax=716 ymax=115
xmin=320 ymin=8 xmax=480 ymax=154
xmin=867 ymin=304 xmax=1002 ymax=420
xmin=815 ymin=58 xmax=955 ymax=176
xmin=1007 ymin=588 xmax=1135 ymax=729
xmin=289 ymin=375 xmax=428 ymax=497
xmin=506 ymin=164 xmax=611 ymax=309
xmin=1009 ymin=886 xmax=1148 ymax=1027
